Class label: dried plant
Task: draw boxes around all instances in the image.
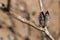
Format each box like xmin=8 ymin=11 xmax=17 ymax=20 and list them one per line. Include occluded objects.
xmin=0 ymin=0 xmax=55 ymax=40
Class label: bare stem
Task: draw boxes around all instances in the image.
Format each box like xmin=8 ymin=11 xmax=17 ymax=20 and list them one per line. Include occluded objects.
xmin=11 ymin=12 xmax=45 ymax=31
xmin=39 ymin=0 xmax=43 ymax=11
xmin=44 ymin=27 xmax=55 ymax=40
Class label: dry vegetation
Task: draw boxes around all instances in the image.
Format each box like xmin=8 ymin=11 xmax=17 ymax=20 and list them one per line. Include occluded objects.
xmin=0 ymin=0 xmax=60 ymax=40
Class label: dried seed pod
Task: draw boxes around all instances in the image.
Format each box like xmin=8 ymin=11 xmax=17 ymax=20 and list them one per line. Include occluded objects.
xmin=39 ymin=11 xmax=45 ymax=28
xmin=45 ymin=11 xmax=50 ymax=26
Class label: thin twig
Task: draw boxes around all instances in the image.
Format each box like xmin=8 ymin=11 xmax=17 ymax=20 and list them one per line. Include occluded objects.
xmin=39 ymin=0 xmax=43 ymax=11
xmin=44 ymin=27 xmax=55 ymax=40
xmin=11 ymin=12 xmax=45 ymax=31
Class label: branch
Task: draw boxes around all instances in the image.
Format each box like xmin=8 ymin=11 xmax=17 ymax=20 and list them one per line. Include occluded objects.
xmin=11 ymin=12 xmax=45 ymax=31
xmin=0 ymin=2 xmax=55 ymax=40
xmin=10 ymin=12 xmax=55 ymax=40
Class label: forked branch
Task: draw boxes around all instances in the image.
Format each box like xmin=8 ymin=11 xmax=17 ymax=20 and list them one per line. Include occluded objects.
xmin=11 ymin=12 xmax=55 ymax=40
xmin=0 ymin=2 xmax=55 ymax=40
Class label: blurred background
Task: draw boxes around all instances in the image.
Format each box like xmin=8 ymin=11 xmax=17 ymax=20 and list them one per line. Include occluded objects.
xmin=0 ymin=0 xmax=60 ymax=40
